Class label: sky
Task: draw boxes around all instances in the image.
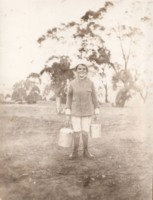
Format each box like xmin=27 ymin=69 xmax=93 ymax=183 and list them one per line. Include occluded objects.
xmin=0 ymin=0 xmax=153 ymax=94
xmin=0 ymin=0 xmax=106 ymax=93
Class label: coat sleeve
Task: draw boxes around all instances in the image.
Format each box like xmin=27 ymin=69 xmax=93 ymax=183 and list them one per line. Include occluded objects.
xmin=65 ymin=84 xmax=73 ymax=109
xmin=91 ymin=82 xmax=99 ymax=108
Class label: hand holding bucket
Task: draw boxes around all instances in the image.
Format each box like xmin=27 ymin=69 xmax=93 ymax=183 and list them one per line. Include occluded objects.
xmin=58 ymin=114 xmax=74 ymax=148
xmin=90 ymin=115 xmax=102 ymax=139
xmin=58 ymin=126 xmax=73 ymax=148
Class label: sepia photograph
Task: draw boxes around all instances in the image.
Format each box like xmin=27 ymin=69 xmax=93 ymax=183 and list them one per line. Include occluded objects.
xmin=0 ymin=0 xmax=153 ymax=199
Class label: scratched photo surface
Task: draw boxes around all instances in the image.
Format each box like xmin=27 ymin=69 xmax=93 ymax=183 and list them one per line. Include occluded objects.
xmin=0 ymin=0 xmax=153 ymax=200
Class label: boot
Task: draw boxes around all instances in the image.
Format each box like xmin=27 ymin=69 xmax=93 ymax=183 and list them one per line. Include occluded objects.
xmin=69 ymin=132 xmax=80 ymax=160
xmin=82 ymin=132 xmax=94 ymax=159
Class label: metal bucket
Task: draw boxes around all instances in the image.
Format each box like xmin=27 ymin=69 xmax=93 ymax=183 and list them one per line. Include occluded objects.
xmin=90 ymin=123 xmax=102 ymax=138
xmin=58 ymin=127 xmax=73 ymax=147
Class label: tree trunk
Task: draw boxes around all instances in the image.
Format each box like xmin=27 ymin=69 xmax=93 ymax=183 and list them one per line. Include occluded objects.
xmin=55 ymin=96 xmax=62 ymax=114
xmin=104 ymin=84 xmax=109 ymax=103
xmin=115 ymin=87 xmax=131 ymax=107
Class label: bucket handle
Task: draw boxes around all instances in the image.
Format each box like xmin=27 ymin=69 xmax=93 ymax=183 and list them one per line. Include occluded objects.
xmin=64 ymin=120 xmax=73 ymax=133
xmin=93 ymin=115 xmax=98 ymax=123
xmin=65 ymin=122 xmax=73 ymax=129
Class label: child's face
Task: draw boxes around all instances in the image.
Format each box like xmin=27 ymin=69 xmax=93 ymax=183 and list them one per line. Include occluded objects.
xmin=76 ymin=65 xmax=88 ymax=79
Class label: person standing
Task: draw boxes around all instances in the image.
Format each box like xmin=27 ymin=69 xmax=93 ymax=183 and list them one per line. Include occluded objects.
xmin=65 ymin=64 xmax=100 ymax=159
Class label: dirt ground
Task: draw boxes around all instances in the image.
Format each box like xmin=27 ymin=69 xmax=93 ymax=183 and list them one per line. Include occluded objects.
xmin=0 ymin=101 xmax=153 ymax=200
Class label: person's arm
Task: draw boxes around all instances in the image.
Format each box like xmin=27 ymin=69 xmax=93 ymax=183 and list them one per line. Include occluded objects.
xmin=91 ymin=82 xmax=100 ymax=115
xmin=91 ymin=82 xmax=99 ymax=108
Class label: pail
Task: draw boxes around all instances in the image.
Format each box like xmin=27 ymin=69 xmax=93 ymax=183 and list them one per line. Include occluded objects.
xmin=90 ymin=123 xmax=102 ymax=138
xmin=58 ymin=127 xmax=73 ymax=147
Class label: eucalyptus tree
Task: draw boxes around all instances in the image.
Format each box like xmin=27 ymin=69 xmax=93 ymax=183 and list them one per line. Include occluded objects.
xmin=37 ymin=1 xmax=152 ymax=107
xmin=37 ymin=1 xmax=114 ymax=104
xmin=27 ymin=73 xmax=42 ymax=103
xmin=12 ymin=78 xmax=41 ymax=104
xmin=79 ymin=1 xmax=152 ymax=106
xmin=40 ymin=56 xmax=74 ymax=113
xmin=107 ymin=7 xmax=152 ymax=106
xmin=0 ymin=93 xmax=5 ymax=103
xmin=12 ymin=80 xmax=27 ymax=103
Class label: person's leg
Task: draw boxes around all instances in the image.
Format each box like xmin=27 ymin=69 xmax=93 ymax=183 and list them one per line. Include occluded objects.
xmin=82 ymin=117 xmax=94 ymax=159
xmin=69 ymin=131 xmax=80 ymax=159
xmin=82 ymin=131 xmax=94 ymax=159
xmin=69 ymin=116 xmax=81 ymax=160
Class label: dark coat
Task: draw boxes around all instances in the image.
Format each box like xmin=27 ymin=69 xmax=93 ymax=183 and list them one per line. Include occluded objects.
xmin=66 ymin=77 xmax=99 ymax=117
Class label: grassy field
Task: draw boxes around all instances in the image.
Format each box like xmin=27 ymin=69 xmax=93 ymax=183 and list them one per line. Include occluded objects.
xmin=0 ymin=101 xmax=153 ymax=200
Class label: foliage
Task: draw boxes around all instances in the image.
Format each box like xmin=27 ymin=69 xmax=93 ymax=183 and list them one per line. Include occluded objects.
xmin=40 ymin=56 xmax=74 ymax=103
xmin=37 ymin=2 xmax=115 ymax=104
xmin=12 ymin=79 xmax=41 ymax=104
xmin=115 ymin=87 xmax=131 ymax=107
xmin=12 ymin=87 xmax=27 ymax=102
xmin=110 ymin=23 xmax=148 ymax=106
xmin=26 ymin=84 xmax=41 ymax=104
xmin=12 ymin=81 xmax=26 ymax=102
xmin=36 ymin=1 xmax=151 ymax=106
xmin=0 ymin=93 xmax=5 ymax=102
xmin=5 ymin=94 xmax=11 ymax=99
xmin=27 ymin=73 xmax=41 ymax=84
xmin=112 ymin=70 xmax=133 ymax=90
